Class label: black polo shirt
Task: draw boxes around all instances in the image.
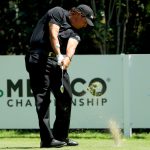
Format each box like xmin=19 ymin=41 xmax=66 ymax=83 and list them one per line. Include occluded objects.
xmin=30 ymin=7 xmax=81 ymax=54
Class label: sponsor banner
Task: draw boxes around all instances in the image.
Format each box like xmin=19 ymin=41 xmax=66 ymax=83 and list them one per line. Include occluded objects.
xmin=129 ymin=55 xmax=150 ymax=128
xmin=0 ymin=56 xmax=38 ymax=128
xmin=69 ymin=55 xmax=124 ymax=128
xmin=0 ymin=55 xmax=124 ymax=129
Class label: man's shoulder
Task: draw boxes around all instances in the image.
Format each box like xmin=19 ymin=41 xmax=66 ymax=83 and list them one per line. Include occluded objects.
xmin=48 ymin=6 xmax=66 ymax=14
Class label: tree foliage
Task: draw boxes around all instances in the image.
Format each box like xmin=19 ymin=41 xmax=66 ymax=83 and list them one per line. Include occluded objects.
xmin=0 ymin=0 xmax=150 ymax=55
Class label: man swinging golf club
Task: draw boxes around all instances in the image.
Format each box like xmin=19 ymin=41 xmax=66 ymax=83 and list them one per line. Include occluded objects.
xmin=25 ymin=4 xmax=95 ymax=148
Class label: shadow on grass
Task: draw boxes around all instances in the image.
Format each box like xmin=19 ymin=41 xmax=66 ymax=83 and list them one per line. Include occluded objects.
xmin=0 ymin=129 xmax=39 ymax=138
xmin=0 ymin=147 xmax=39 ymax=149
xmin=132 ymin=135 xmax=146 ymax=139
xmin=69 ymin=129 xmax=112 ymax=139
xmin=1 ymin=129 xmax=150 ymax=140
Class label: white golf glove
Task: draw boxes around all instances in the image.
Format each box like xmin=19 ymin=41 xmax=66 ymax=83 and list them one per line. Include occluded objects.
xmin=56 ymin=54 xmax=64 ymax=66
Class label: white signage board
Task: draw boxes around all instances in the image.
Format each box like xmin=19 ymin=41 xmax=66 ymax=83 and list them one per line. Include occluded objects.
xmin=68 ymin=55 xmax=124 ymax=128
xmin=1 ymin=54 xmax=150 ymax=136
xmin=0 ymin=56 xmax=38 ymax=128
xmin=128 ymin=55 xmax=150 ymax=128
xmin=0 ymin=55 xmax=124 ymax=129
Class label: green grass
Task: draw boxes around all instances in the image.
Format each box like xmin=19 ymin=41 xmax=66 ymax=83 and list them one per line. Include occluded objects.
xmin=0 ymin=130 xmax=150 ymax=150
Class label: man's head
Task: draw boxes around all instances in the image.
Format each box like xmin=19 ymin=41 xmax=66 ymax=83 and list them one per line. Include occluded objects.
xmin=69 ymin=4 xmax=95 ymax=29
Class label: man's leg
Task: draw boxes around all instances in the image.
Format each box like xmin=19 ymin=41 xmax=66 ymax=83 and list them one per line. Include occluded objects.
xmin=25 ymin=54 xmax=66 ymax=148
xmin=51 ymin=69 xmax=72 ymax=140
xmin=51 ymin=67 xmax=78 ymax=146
xmin=29 ymin=66 xmax=54 ymax=144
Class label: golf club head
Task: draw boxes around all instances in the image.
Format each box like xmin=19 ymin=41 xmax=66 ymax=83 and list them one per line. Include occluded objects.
xmin=60 ymin=85 xmax=64 ymax=93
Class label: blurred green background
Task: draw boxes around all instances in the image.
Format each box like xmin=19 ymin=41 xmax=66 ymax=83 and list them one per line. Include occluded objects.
xmin=0 ymin=0 xmax=150 ymax=55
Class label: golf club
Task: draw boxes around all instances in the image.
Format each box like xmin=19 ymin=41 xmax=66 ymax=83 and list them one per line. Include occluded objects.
xmin=60 ymin=65 xmax=64 ymax=93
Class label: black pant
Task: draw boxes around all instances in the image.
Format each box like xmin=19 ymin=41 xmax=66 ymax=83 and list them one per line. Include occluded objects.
xmin=25 ymin=52 xmax=72 ymax=143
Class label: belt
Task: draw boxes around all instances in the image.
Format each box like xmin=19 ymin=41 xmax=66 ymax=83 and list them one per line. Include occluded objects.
xmin=48 ymin=52 xmax=56 ymax=57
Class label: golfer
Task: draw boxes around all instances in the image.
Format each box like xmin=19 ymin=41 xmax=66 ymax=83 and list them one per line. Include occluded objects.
xmin=25 ymin=4 xmax=94 ymax=148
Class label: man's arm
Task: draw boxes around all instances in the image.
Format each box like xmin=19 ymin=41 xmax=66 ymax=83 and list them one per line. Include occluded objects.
xmin=48 ymin=23 xmax=61 ymax=55
xmin=62 ymin=38 xmax=79 ymax=69
xmin=66 ymin=38 xmax=79 ymax=60
xmin=49 ymin=23 xmax=79 ymax=69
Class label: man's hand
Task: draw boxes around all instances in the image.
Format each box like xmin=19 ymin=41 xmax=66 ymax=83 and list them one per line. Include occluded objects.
xmin=62 ymin=56 xmax=71 ymax=70
xmin=57 ymin=54 xmax=64 ymax=66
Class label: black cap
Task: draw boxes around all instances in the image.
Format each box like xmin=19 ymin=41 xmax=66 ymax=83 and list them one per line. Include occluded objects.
xmin=77 ymin=4 xmax=94 ymax=26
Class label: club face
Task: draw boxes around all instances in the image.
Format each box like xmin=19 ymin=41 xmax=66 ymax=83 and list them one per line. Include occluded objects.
xmin=60 ymin=85 xmax=64 ymax=93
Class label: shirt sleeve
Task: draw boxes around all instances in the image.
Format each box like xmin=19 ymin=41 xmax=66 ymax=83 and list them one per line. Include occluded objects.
xmin=69 ymin=30 xmax=81 ymax=42
xmin=59 ymin=29 xmax=81 ymax=43
xmin=70 ymin=34 xmax=81 ymax=42
xmin=47 ymin=7 xmax=64 ymax=27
